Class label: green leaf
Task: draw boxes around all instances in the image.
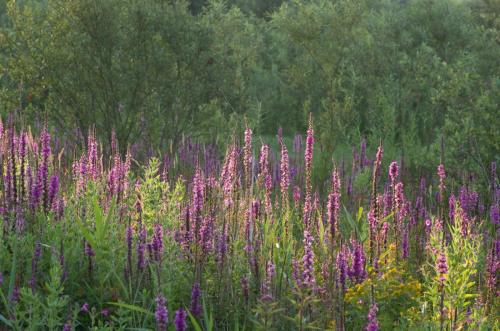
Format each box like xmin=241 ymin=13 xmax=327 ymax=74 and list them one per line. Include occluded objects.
xmin=0 ymin=314 xmax=13 ymax=327
xmin=356 ymin=207 xmax=363 ymax=222
xmin=187 ymin=310 xmax=203 ymax=331
xmin=76 ymin=218 xmax=96 ymax=249
xmin=106 ymin=302 xmax=153 ymax=316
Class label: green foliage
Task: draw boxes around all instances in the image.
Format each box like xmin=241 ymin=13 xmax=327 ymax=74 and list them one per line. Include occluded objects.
xmin=11 ymin=253 xmax=73 ymax=330
xmin=0 ymin=0 xmax=498 ymax=179
xmin=413 ymin=212 xmax=482 ymax=329
xmin=344 ymin=245 xmax=422 ymax=330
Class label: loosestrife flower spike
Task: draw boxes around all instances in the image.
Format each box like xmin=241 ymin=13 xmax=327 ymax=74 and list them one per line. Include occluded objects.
xmin=155 ymin=295 xmax=168 ymax=331
xmin=190 ymin=282 xmax=201 ymax=317
xmin=366 ymin=303 xmax=379 ymax=331
xmin=174 ymin=308 xmax=187 ymax=331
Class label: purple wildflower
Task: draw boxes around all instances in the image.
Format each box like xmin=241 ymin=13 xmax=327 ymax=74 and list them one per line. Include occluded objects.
xmin=366 ymin=303 xmax=379 ymax=331
xmin=191 ymin=167 xmax=204 ymax=239
xmin=19 ymin=131 xmax=27 ymax=201
xmin=437 ymin=251 xmax=448 ymax=283
xmin=437 ymin=164 xmax=446 ymax=201
xmin=48 ymin=174 xmax=59 ymax=208
xmin=85 ymin=241 xmax=94 ymax=257
xmin=389 ymin=161 xmax=399 ymax=182
xmin=280 ymin=139 xmax=290 ymax=207
xmin=199 ymin=215 xmax=214 ymax=254
xmin=490 ymin=204 xmax=499 ymax=225
xmin=221 ymin=146 xmax=237 ymax=207
xmin=30 ymin=166 xmax=43 ymax=210
xmin=293 ymin=186 xmax=301 ymax=207
xmin=304 ymin=115 xmax=314 ymax=209
xmin=327 ymin=168 xmax=341 ymax=241
xmin=302 ymin=230 xmax=315 ymax=289
xmin=137 ymin=227 xmax=146 ymax=271
xmin=101 ymin=308 xmax=109 ymax=317
xmin=261 ymin=260 xmax=276 ymax=299
xmin=336 ymin=248 xmax=347 ymax=292
xmin=174 ymin=308 xmax=187 ymax=331
xmin=152 ymin=224 xmax=163 ymax=263
xmin=485 ymin=249 xmax=498 ymax=294
xmin=349 ymin=239 xmax=367 ymax=283
xmin=216 ymin=226 xmax=228 ymax=269
xmin=40 ymin=128 xmax=51 ymax=211
xmin=81 ymin=303 xmax=89 ymax=313
xmin=243 ymin=126 xmax=252 ymax=187
xmin=190 ymin=282 xmax=201 ymax=317
xmin=155 ymin=295 xmax=168 ymax=331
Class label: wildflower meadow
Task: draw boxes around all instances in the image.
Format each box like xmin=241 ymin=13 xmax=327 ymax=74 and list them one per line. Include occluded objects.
xmin=0 ymin=115 xmax=497 ymax=330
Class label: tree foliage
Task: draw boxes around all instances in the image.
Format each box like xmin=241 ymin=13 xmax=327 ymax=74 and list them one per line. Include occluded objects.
xmin=0 ymin=0 xmax=498 ymax=178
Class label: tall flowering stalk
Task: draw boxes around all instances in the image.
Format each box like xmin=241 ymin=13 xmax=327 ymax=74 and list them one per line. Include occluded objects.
xmin=190 ymin=282 xmax=201 ymax=317
xmin=40 ymin=127 xmax=51 ymax=212
xmin=365 ymin=303 xmax=379 ymax=331
xmin=48 ymin=175 xmax=59 ymax=209
xmin=437 ymin=164 xmax=446 ymax=242
xmin=436 ymin=249 xmax=448 ymax=331
xmin=304 ymin=115 xmax=314 ymax=227
xmin=191 ymin=167 xmax=204 ymax=247
xmin=220 ymin=145 xmax=237 ymax=207
xmin=87 ymin=130 xmax=98 ymax=180
xmin=388 ymin=161 xmax=399 ymax=252
xmin=368 ymin=146 xmax=383 ymax=265
xmin=393 ymin=181 xmax=405 ymax=258
xmin=485 ymin=244 xmax=498 ymax=311
xmin=261 ymin=260 xmax=275 ymax=300
xmin=8 ymin=120 xmax=17 ymax=210
xmin=302 ymin=230 xmax=315 ymax=290
xmin=259 ymin=144 xmax=272 ymax=214
xmin=243 ymin=126 xmax=252 ymax=189
xmin=336 ymin=246 xmax=348 ymax=330
xmin=19 ymin=131 xmax=27 ymax=204
xmin=125 ymin=223 xmax=133 ymax=279
xmin=152 ymin=224 xmax=164 ymax=263
xmin=348 ymin=239 xmax=367 ymax=284
xmin=327 ymin=167 xmax=341 ymax=244
xmin=137 ymin=227 xmax=147 ymax=272
xmin=279 ymin=138 xmax=290 ymax=211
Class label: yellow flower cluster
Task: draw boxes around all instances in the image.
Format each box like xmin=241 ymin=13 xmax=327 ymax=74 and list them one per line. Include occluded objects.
xmin=345 ymin=245 xmax=422 ymax=318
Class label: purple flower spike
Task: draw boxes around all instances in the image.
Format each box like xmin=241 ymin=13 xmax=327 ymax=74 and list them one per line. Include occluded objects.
xmin=81 ymin=303 xmax=89 ymax=313
xmin=437 ymin=251 xmax=448 ymax=283
xmin=389 ymin=161 xmax=399 ymax=181
xmin=366 ymin=303 xmax=379 ymax=331
xmin=174 ymin=308 xmax=187 ymax=331
xmin=190 ymin=282 xmax=201 ymax=317
xmin=155 ymin=295 xmax=168 ymax=331
xmin=152 ymin=224 xmax=164 ymax=263
xmin=302 ymin=230 xmax=316 ymax=289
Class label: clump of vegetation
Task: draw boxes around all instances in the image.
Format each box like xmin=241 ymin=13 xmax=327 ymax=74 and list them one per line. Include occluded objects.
xmin=0 ymin=115 xmax=497 ymax=329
